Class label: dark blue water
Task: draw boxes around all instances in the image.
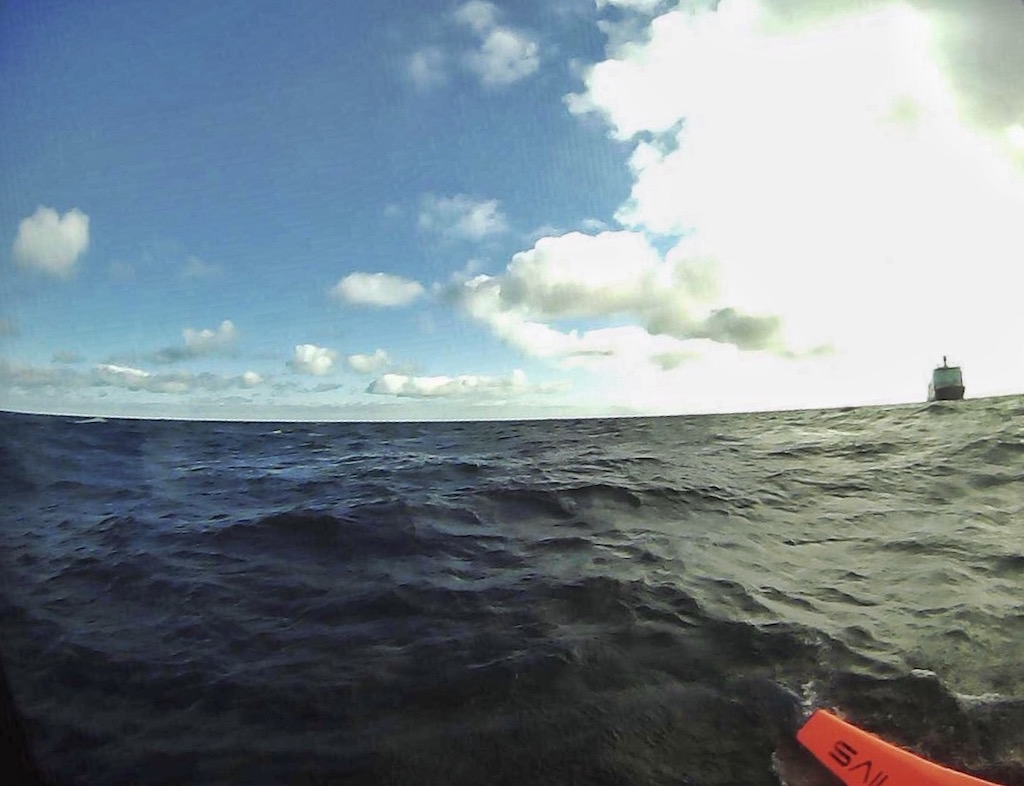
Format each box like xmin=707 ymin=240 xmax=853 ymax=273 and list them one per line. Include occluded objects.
xmin=2 ymin=400 xmax=1023 ymax=785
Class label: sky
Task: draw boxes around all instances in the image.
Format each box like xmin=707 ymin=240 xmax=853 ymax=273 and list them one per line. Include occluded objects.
xmin=2 ymin=0 xmax=1024 ymax=421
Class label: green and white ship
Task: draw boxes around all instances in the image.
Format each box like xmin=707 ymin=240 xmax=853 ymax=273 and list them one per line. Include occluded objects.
xmin=928 ymin=356 xmax=965 ymax=402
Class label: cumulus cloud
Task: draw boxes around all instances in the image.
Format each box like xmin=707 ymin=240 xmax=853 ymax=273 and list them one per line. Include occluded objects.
xmin=596 ymin=0 xmax=665 ymax=12
xmin=92 ymin=364 xmax=263 ymax=394
xmin=289 ymin=344 xmax=338 ymax=376
xmin=29 ymin=363 xmax=260 ymax=394
xmin=407 ymin=47 xmax=447 ymax=91
xmin=850 ymin=0 xmax=1024 ymax=147
xmin=330 ymin=272 xmax=425 ymax=307
xmin=565 ymin=0 xmax=1024 ymax=362
xmin=454 ymin=0 xmax=500 ymax=33
xmin=418 ymin=194 xmax=508 ymax=240
xmin=690 ymin=308 xmax=783 ymax=351
xmin=497 ymin=230 xmax=665 ymax=318
xmin=367 ymin=368 xmax=560 ymax=399
xmin=447 ymin=230 xmax=784 ymax=366
xmin=94 ymin=363 xmax=188 ymax=393
xmin=463 ymin=27 xmax=540 ymax=88
xmin=0 ymin=356 xmax=265 ymax=403
xmin=453 ymin=282 xmax=722 ymax=373
xmin=347 ymin=349 xmax=392 ymax=375
xmin=185 ymin=320 xmax=238 ymax=353
xmin=12 ymin=207 xmax=90 ymax=277
xmin=652 ymin=349 xmax=696 ymax=371
xmin=152 ymin=320 xmax=238 ymax=363
xmin=405 ymin=1 xmax=540 ymax=93
xmin=455 ymin=1 xmax=540 ymax=88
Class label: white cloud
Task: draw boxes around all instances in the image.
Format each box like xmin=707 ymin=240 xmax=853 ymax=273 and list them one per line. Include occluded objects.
xmin=152 ymin=320 xmax=238 ymax=363
xmin=12 ymin=206 xmax=90 ymax=277
xmin=184 ymin=320 xmax=237 ymax=353
xmin=454 ymin=1 xmax=500 ymax=34
xmin=463 ymin=27 xmax=540 ymax=88
xmin=367 ymin=368 xmax=560 ymax=399
xmin=347 ymin=349 xmax=392 ymax=374
xmin=453 ymin=276 xmax=729 ymax=374
xmin=92 ymin=364 xmax=259 ymax=394
xmin=406 ymin=1 xmax=540 ymax=94
xmin=407 ymin=47 xmax=447 ymax=91
xmin=330 ymin=272 xmax=425 ymax=307
xmin=903 ymin=0 xmax=1024 ymax=143
xmin=0 ymin=358 xmax=262 ymax=396
xmin=95 ymin=363 xmax=175 ymax=391
xmin=498 ymin=230 xmax=664 ymax=318
xmin=566 ymin=0 xmax=1024 ymax=376
xmin=1009 ymin=124 xmax=1024 ymax=152
xmin=453 ymin=1 xmax=540 ymax=88
xmin=451 ymin=276 xmax=583 ymax=359
xmin=580 ymin=217 xmax=609 ymax=233
xmin=418 ymin=194 xmax=508 ymax=240
xmin=596 ymin=0 xmax=665 ymax=12
xmin=289 ymin=344 xmax=338 ymax=376
xmin=448 ymin=230 xmax=785 ymax=363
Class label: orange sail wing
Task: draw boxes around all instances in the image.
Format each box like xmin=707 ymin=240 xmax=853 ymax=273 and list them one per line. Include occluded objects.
xmin=796 ymin=709 xmax=1000 ymax=786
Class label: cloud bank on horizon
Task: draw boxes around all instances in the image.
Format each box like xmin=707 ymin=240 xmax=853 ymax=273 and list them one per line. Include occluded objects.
xmin=2 ymin=0 xmax=1023 ymax=419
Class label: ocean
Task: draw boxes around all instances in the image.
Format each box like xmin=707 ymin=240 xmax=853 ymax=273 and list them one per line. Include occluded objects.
xmin=1 ymin=399 xmax=1023 ymax=785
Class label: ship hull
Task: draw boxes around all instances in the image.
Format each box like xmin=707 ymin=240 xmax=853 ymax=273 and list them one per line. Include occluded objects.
xmin=928 ymin=384 xmax=965 ymax=402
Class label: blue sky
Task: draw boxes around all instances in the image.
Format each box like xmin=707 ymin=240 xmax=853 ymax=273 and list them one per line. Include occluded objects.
xmin=3 ymin=0 xmax=1024 ymax=420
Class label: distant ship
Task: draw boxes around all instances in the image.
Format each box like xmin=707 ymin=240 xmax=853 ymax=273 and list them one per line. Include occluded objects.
xmin=928 ymin=356 xmax=965 ymax=402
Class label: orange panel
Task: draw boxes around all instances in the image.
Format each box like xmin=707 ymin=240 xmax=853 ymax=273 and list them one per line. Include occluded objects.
xmin=796 ymin=710 xmax=1000 ymax=786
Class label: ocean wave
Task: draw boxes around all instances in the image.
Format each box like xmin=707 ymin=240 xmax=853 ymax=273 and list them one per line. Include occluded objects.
xmin=3 ymin=399 xmax=1024 ymax=784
